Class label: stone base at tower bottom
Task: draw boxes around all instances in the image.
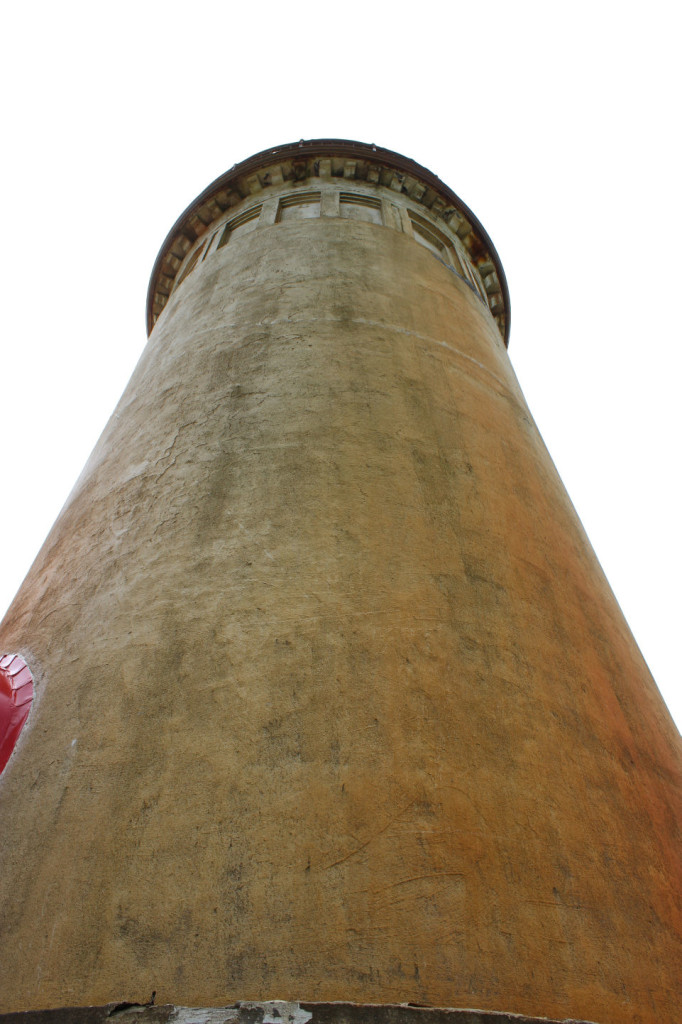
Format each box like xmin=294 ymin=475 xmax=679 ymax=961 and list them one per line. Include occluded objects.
xmin=0 ymin=999 xmax=599 ymax=1024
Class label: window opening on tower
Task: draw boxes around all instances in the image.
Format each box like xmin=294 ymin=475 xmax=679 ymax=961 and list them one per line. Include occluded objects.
xmin=174 ymin=239 xmax=206 ymax=290
xmin=276 ymin=192 xmax=322 ymax=221
xmin=217 ymin=205 xmax=263 ymax=249
xmin=339 ymin=192 xmax=383 ymax=224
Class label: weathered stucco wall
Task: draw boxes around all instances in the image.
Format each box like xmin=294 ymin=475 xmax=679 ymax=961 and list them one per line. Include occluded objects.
xmin=0 ymin=151 xmax=680 ymax=1023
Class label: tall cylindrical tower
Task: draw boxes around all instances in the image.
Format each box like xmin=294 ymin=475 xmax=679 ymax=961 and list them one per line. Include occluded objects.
xmin=0 ymin=141 xmax=680 ymax=1024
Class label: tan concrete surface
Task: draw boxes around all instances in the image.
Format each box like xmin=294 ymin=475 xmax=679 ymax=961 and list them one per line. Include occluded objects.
xmin=0 ymin=152 xmax=680 ymax=1023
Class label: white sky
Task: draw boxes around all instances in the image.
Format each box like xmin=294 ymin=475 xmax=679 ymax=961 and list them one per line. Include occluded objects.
xmin=1 ymin=2 xmax=680 ymax=732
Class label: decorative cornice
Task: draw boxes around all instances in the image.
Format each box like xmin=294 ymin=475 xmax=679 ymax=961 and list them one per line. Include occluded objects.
xmin=147 ymin=140 xmax=510 ymax=346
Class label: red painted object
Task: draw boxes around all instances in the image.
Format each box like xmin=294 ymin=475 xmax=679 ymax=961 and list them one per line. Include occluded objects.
xmin=0 ymin=654 xmax=33 ymax=774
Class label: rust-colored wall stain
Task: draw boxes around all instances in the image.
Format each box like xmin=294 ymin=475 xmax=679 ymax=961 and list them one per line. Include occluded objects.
xmin=0 ymin=146 xmax=680 ymax=1024
xmin=0 ymin=654 xmax=33 ymax=773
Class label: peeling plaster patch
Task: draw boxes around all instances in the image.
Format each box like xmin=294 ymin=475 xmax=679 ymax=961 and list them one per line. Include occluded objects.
xmin=121 ymin=461 xmax=151 ymax=483
xmin=241 ymin=1003 xmax=313 ymax=1024
xmin=168 ymin=1008 xmax=312 ymax=1024
xmin=169 ymin=1008 xmax=240 ymax=1024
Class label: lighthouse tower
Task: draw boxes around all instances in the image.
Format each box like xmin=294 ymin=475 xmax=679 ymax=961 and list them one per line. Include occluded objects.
xmin=0 ymin=141 xmax=680 ymax=1024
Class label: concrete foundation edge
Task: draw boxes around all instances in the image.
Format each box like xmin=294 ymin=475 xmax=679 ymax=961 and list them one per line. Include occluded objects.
xmin=0 ymin=999 xmax=598 ymax=1024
